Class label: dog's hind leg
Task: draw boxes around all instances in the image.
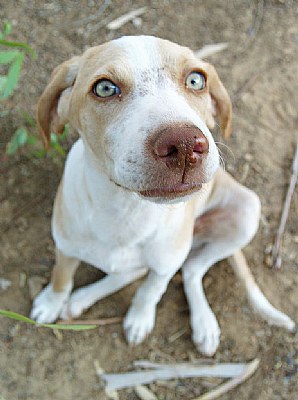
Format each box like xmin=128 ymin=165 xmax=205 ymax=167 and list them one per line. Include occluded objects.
xmin=60 ymin=268 xmax=147 ymax=320
xmin=183 ymin=172 xmax=295 ymax=356
xmin=229 ymin=250 xmax=295 ymax=331
xmin=183 ymin=184 xmax=261 ymax=355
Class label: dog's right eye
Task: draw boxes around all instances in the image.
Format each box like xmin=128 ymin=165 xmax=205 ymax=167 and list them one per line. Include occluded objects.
xmin=92 ymin=79 xmax=121 ymax=98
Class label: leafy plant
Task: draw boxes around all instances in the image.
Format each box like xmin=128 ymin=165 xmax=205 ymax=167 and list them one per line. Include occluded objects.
xmin=6 ymin=123 xmax=69 ymax=159
xmin=0 ymin=309 xmax=97 ymax=331
xmin=1 ymin=20 xmax=68 ymax=159
xmin=0 ymin=20 xmax=36 ymax=100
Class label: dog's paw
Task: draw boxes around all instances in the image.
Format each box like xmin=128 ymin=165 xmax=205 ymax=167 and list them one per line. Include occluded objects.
xmin=191 ymin=311 xmax=221 ymax=356
xmin=30 ymin=284 xmax=71 ymax=324
xmin=60 ymin=286 xmax=91 ymax=320
xmin=124 ymin=304 xmax=156 ymax=345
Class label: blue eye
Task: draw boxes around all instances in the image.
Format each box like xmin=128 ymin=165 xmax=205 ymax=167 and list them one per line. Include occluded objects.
xmin=93 ymin=79 xmax=121 ymax=98
xmin=186 ymin=72 xmax=206 ymax=91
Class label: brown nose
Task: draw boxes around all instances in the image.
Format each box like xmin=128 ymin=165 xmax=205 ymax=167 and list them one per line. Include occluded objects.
xmin=152 ymin=125 xmax=209 ymax=170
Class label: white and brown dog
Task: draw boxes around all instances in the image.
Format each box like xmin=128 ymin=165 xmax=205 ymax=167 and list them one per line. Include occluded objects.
xmin=31 ymin=36 xmax=295 ymax=356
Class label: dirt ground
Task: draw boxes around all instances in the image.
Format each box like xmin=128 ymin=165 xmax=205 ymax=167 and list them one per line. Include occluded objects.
xmin=0 ymin=1 xmax=297 ymax=399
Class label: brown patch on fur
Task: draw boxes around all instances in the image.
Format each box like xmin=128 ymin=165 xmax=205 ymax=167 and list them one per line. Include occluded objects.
xmin=52 ymin=249 xmax=79 ymax=292
xmin=194 ymin=207 xmax=231 ymax=239
xmin=200 ymin=61 xmax=232 ymax=139
xmin=157 ymin=39 xmax=232 ymax=139
xmin=37 ymin=42 xmax=135 ymax=148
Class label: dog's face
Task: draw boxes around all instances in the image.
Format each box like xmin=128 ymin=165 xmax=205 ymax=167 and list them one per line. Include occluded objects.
xmin=37 ymin=36 xmax=231 ymax=202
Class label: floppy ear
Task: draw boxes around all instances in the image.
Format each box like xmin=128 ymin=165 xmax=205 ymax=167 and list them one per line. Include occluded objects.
xmin=37 ymin=56 xmax=80 ymax=148
xmin=202 ymin=62 xmax=232 ymax=139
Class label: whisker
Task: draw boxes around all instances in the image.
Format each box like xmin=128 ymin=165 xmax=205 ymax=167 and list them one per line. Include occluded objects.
xmin=215 ymin=141 xmax=235 ymax=162
xmin=218 ymin=153 xmax=226 ymax=171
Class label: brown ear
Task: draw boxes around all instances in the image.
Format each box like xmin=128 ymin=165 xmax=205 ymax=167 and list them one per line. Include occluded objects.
xmin=37 ymin=56 xmax=80 ymax=148
xmin=202 ymin=62 xmax=232 ymax=139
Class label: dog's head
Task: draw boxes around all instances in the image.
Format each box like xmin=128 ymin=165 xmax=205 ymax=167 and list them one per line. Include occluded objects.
xmin=37 ymin=36 xmax=232 ymax=202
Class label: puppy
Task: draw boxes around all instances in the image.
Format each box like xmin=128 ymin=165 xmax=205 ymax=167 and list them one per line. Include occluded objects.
xmin=31 ymin=36 xmax=295 ymax=356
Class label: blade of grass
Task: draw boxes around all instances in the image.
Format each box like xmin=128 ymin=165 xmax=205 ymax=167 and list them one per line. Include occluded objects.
xmin=0 ymin=310 xmax=97 ymax=330
xmin=0 ymin=309 xmax=36 ymax=324
xmin=193 ymin=359 xmax=260 ymax=400
xmin=0 ymin=39 xmax=36 ymax=58
xmin=42 ymin=323 xmax=97 ymax=330
xmin=3 ymin=21 xmax=12 ymax=35
xmin=0 ymin=50 xmax=19 ymax=64
xmin=21 ymin=111 xmax=36 ymax=127
xmin=0 ymin=76 xmax=6 ymax=92
xmin=1 ymin=52 xmax=24 ymax=99
xmin=6 ymin=127 xmax=28 ymax=155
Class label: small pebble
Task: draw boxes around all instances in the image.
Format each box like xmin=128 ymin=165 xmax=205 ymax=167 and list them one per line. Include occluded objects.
xmin=132 ymin=17 xmax=143 ymax=27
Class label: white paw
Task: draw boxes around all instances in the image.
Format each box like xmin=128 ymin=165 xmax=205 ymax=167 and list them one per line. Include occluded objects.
xmin=60 ymin=286 xmax=93 ymax=320
xmin=30 ymin=283 xmax=72 ymax=324
xmin=191 ymin=311 xmax=221 ymax=356
xmin=124 ymin=304 xmax=156 ymax=345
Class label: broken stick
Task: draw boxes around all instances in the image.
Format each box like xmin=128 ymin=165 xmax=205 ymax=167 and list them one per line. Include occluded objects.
xmin=57 ymin=316 xmax=122 ymax=326
xmin=272 ymin=142 xmax=298 ymax=268
xmin=193 ymin=358 xmax=260 ymax=400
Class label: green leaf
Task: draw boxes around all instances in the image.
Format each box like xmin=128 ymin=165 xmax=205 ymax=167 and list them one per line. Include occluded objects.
xmin=3 ymin=21 xmax=12 ymax=36
xmin=22 ymin=111 xmax=36 ymax=127
xmin=6 ymin=136 xmax=20 ymax=155
xmin=50 ymin=133 xmax=66 ymax=157
xmin=32 ymin=149 xmax=47 ymax=158
xmin=0 ymin=309 xmax=97 ymax=331
xmin=0 ymin=38 xmax=36 ymax=58
xmin=51 ymin=141 xmax=66 ymax=157
xmin=0 ymin=50 xmax=19 ymax=64
xmin=6 ymin=126 xmax=28 ymax=155
xmin=0 ymin=76 xmax=6 ymax=92
xmin=50 ymin=132 xmax=58 ymax=144
xmin=15 ymin=126 xmax=28 ymax=145
xmin=0 ymin=310 xmax=36 ymax=324
xmin=26 ymin=135 xmax=37 ymax=145
xmin=1 ymin=52 xmax=24 ymax=99
xmin=42 ymin=323 xmax=97 ymax=331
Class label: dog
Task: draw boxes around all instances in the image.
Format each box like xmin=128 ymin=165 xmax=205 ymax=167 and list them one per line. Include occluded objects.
xmin=31 ymin=36 xmax=295 ymax=356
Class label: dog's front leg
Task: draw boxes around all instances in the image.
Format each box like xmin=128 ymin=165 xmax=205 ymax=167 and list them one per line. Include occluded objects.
xmin=124 ymin=270 xmax=174 ymax=345
xmin=31 ymin=248 xmax=79 ymax=323
xmin=60 ymin=268 xmax=147 ymax=320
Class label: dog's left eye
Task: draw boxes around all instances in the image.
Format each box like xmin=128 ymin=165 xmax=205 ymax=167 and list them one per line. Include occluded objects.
xmin=93 ymin=79 xmax=121 ymax=98
xmin=186 ymin=72 xmax=206 ymax=91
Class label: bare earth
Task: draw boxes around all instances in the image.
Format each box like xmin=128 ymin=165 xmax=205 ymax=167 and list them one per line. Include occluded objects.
xmin=0 ymin=1 xmax=297 ymax=399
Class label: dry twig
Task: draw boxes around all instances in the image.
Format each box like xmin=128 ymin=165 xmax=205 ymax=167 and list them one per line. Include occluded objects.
xmin=167 ymin=327 xmax=188 ymax=343
xmin=272 ymin=142 xmax=298 ymax=268
xmin=107 ymin=7 xmax=147 ymax=30
xmin=194 ymin=43 xmax=228 ymax=59
xmin=75 ymin=0 xmax=110 ymax=25
xmin=239 ymin=0 xmax=264 ymax=54
xmin=102 ymin=361 xmax=253 ymax=391
xmin=134 ymin=385 xmax=158 ymax=400
xmin=133 ymin=360 xmax=215 ymax=369
xmin=57 ymin=316 xmax=122 ymax=326
xmin=192 ymin=358 xmax=260 ymax=400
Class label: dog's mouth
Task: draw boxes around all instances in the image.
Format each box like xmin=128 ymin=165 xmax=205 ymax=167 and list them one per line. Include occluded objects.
xmin=139 ymin=182 xmax=202 ymax=199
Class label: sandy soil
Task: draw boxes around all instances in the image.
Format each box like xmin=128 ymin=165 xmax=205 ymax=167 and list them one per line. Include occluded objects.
xmin=0 ymin=1 xmax=297 ymax=399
